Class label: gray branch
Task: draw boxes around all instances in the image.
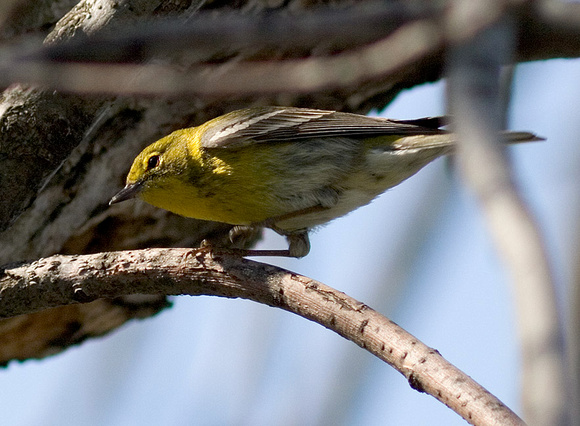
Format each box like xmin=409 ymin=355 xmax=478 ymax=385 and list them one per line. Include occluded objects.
xmin=2 ymin=1 xmax=580 ymax=97
xmin=447 ymin=4 xmax=569 ymax=425
xmin=0 ymin=248 xmax=525 ymax=426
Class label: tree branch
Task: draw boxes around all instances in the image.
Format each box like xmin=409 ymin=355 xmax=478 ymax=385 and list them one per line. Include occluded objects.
xmin=0 ymin=247 xmax=525 ymax=426
xmin=2 ymin=1 xmax=580 ymax=97
xmin=447 ymin=5 xmax=569 ymax=425
xmin=0 ymin=20 xmax=443 ymax=97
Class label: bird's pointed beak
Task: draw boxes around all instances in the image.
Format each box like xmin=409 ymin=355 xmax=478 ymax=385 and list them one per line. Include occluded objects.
xmin=109 ymin=182 xmax=143 ymax=205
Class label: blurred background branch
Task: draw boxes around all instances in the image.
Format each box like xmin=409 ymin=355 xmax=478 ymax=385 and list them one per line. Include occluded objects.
xmin=1 ymin=2 xmax=580 ymax=96
xmin=447 ymin=5 xmax=567 ymax=424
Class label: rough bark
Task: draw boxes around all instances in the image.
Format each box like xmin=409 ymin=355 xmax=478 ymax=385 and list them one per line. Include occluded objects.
xmin=0 ymin=248 xmax=526 ymax=426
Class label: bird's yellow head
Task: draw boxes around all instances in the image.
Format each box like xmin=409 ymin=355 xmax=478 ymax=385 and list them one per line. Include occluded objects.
xmin=110 ymin=130 xmax=192 ymax=207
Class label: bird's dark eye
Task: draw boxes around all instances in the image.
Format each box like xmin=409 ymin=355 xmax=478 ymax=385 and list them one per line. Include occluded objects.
xmin=147 ymin=155 xmax=160 ymax=170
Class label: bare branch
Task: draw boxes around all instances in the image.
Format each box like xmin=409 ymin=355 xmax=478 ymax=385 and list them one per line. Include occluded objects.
xmin=0 ymin=20 xmax=443 ymax=97
xmin=1 ymin=1 xmax=579 ymax=97
xmin=447 ymin=6 xmax=569 ymax=425
xmin=39 ymin=2 xmax=428 ymax=61
xmin=0 ymin=247 xmax=525 ymax=426
xmin=517 ymin=0 xmax=580 ymax=61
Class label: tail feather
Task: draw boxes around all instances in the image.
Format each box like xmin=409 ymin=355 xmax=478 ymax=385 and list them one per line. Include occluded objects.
xmin=501 ymin=131 xmax=545 ymax=143
xmin=390 ymin=116 xmax=447 ymax=129
xmin=391 ymin=131 xmax=543 ymax=151
xmin=390 ymin=114 xmax=543 ymax=145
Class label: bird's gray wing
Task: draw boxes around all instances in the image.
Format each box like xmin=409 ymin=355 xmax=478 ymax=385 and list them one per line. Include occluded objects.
xmin=200 ymin=106 xmax=446 ymax=148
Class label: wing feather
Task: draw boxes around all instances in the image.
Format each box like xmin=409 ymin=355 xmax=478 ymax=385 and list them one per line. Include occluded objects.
xmin=200 ymin=107 xmax=447 ymax=148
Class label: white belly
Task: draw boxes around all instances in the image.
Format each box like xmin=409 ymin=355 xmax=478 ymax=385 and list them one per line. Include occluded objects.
xmin=276 ymin=145 xmax=449 ymax=231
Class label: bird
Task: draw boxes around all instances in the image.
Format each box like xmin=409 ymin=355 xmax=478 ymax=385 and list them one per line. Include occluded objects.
xmin=110 ymin=106 xmax=539 ymax=257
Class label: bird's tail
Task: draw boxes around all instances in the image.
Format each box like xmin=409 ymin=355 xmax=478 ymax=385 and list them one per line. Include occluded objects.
xmin=391 ymin=116 xmax=543 ymax=144
xmin=501 ymin=131 xmax=545 ymax=144
xmin=391 ymin=130 xmax=543 ymax=152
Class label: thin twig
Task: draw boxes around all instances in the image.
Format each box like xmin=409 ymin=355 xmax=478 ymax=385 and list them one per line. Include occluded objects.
xmin=0 ymin=247 xmax=525 ymax=426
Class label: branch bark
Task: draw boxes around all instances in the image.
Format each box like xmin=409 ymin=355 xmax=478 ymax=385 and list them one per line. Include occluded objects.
xmin=0 ymin=247 xmax=525 ymax=426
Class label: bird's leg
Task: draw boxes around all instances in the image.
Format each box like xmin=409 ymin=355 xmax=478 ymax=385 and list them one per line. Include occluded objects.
xmin=283 ymin=230 xmax=311 ymax=258
xmin=228 ymin=225 xmax=262 ymax=248
xmin=217 ymin=205 xmax=326 ymax=257
xmin=224 ymin=225 xmax=310 ymax=258
xmin=220 ymin=231 xmax=310 ymax=257
xmin=257 ymin=204 xmax=329 ymax=257
xmin=231 ymin=230 xmax=310 ymax=258
xmin=202 ymin=232 xmax=297 ymax=258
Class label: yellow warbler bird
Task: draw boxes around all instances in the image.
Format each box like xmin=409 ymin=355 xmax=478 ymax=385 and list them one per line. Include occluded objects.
xmin=110 ymin=106 xmax=539 ymax=257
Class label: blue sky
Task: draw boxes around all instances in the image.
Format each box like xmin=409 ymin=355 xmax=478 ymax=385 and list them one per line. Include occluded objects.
xmin=2 ymin=58 xmax=579 ymax=426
